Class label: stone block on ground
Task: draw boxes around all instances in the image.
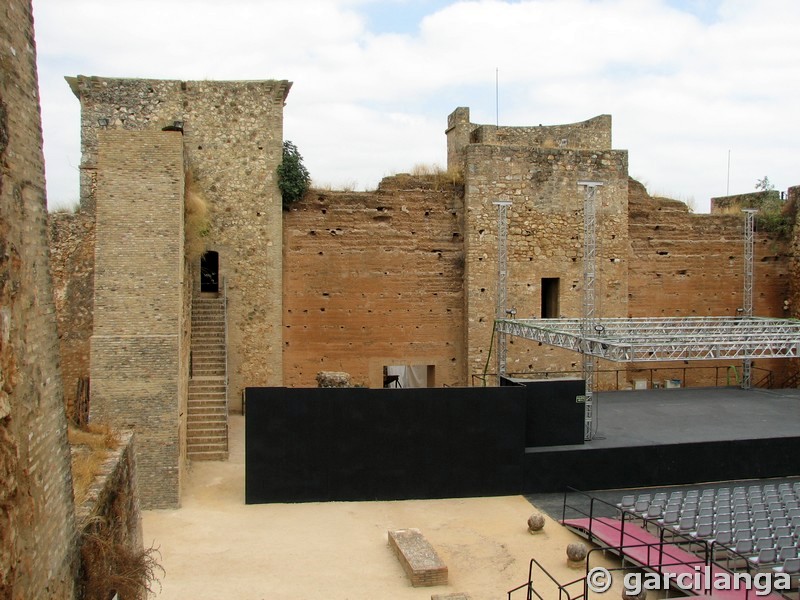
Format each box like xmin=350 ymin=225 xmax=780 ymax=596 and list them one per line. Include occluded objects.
xmin=388 ymin=528 xmax=448 ymax=587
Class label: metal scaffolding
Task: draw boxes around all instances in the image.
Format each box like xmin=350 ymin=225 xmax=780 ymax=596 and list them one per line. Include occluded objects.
xmin=742 ymin=209 xmax=757 ymax=389
xmin=494 ymin=200 xmax=513 ymax=379
xmin=578 ymin=182 xmax=603 ymax=439
xmin=495 ymin=316 xmax=800 ymax=362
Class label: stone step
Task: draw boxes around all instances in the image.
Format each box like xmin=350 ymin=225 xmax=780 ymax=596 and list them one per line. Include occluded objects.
xmin=188 ymin=378 xmax=226 ymax=386
xmin=186 ymin=403 xmax=228 ymax=420
xmin=187 ymin=385 xmax=226 ymax=394
xmin=188 ymin=381 xmax=226 ymax=389
xmin=192 ymin=354 xmax=225 ymax=362
xmin=189 ymin=387 xmax=227 ymax=400
xmin=187 ymin=421 xmax=227 ymax=431
xmin=187 ymin=399 xmax=227 ymax=408
xmin=192 ymin=359 xmax=225 ymax=368
xmin=186 ymin=432 xmax=228 ymax=445
xmin=187 ymin=407 xmax=226 ymax=416
xmin=188 ymin=449 xmax=228 ymax=461
xmin=192 ymin=325 xmax=224 ymax=332
xmin=187 ymin=400 xmax=226 ymax=408
xmin=191 ymin=331 xmax=225 ymax=338
xmin=187 ymin=415 xmax=227 ymax=426
xmin=187 ymin=442 xmax=228 ymax=454
xmin=191 ymin=349 xmax=226 ymax=357
xmin=192 ymin=361 xmax=225 ymax=367
xmin=192 ymin=369 xmax=225 ymax=377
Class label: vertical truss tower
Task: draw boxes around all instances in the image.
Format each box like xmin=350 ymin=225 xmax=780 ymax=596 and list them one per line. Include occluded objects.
xmin=578 ymin=181 xmax=603 ymax=440
xmin=742 ymin=209 xmax=757 ymax=389
xmin=494 ymin=201 xmax=513 ymax=380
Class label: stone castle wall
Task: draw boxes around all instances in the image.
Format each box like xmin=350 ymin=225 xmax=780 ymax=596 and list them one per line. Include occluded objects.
xmin=790 ymin=187 xmax=800 ymax=314
xmin=627 ymin=179 xmax=793 ymax=387
xmin=68 ymin=76 xmax=289 ymax=413
xmin=49 ymin=209 xmax=95 ymax=421
xmin=472 ymin=114 xmax=612 ymax=150
xmin=1 ymin=0 xmax=77 ymax=596
xmin=450 ymin=108 xmax=629 ymax=381
xmin=283 ymin=175 xmax=466 ymax=387
xmin=90 ymin=130 xmax=186 ymax=509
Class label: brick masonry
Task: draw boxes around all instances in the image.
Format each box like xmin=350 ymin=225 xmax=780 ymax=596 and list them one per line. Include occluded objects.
xmin=49 ymin=209 xmax=95 ymax=421
xmin=283 ymin=175 xmax=465 ymax=388
xmin=388 ymin=528 xmax=448 ymax=587
xmin=0 ymin=0 xmax=78 ymax=596
xmin=90 ymin=130 xmax=186 ymax=509
xmin=45 ymin=89 xmax=800 ymax=518
xmin=68 ymin=76 xmax=289 ymax=413
xmin=628 ymin=179 xmax=792 ymax=387
xmin=448 ymin=108 xmax=629 ymax=382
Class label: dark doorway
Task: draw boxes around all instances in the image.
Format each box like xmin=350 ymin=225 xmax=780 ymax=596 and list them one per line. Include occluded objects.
xmin=541 ymin=277 xmax=560 ymax=318
xmin=200 ymin=251 xmax=219 ymax=293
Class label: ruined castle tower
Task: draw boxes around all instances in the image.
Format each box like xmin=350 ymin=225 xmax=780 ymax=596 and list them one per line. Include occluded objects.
xmin=446 ymin=107 xmax=630 ymax=379
xmin=68 ymin=76 xmax=290 ymax=508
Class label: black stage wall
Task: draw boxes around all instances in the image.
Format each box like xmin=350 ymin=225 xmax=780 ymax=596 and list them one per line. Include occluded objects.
xmin=245 ymin=386 xmax=528 ymax=504
xmin=523 ymin=436 xmax=800 ymax=493
xmin=501 ymin=377 xmax=585 ymax=447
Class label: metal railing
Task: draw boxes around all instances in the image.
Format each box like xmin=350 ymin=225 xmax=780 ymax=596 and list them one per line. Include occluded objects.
xmin=222 ymin=276 xmax=229 ymax=420
xmin=473 ymin=364 xmax=775 ymax=389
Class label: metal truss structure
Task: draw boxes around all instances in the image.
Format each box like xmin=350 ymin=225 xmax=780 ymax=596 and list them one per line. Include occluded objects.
xmin=494 ymin=316 xmax=800 ymax=362
xmin=494 ymin=200 xmax=512 ymax=378
xmin=742 ymin=209 xmax=757 ymax=389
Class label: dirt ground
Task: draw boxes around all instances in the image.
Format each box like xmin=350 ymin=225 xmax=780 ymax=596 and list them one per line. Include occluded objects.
xmin=142 ymin=415 xmax=619 ymax=600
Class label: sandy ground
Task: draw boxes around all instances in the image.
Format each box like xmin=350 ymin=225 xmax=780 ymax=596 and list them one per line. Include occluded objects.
xmin=143 ymin=415 xmax=619 ymax=600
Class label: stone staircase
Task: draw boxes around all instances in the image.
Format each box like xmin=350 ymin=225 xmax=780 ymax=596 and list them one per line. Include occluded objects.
xmin=187 ymin=294 xmax=228 ymax=460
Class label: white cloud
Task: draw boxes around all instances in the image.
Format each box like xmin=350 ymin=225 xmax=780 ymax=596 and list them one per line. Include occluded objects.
xmin=32 ymin=0 xmax=800 ymax=211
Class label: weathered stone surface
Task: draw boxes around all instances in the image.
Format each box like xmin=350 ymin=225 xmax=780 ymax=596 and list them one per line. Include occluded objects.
xmin=316 ymin=371 xmax=352 ymax=388
xmin=1 ymin=1 xmax=77 ymax=595
xmin=527 ymin=512 xmax=545 ymax=532
xmin=49 ymin=209 xmax=95 ymax=421
xmin=566 ymin=542 xmax=588 ymax=565
xmin=448 ymin=108 xmax=629 ymax=383
xmin=284 ymin=179 xmax=465 ymax=388
xmin=388 ymin=528 xmax=448 ymax=587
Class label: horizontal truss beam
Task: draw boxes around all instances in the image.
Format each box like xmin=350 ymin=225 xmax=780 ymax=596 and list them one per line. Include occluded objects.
xmin=495 ymin=317 xmax=800 ymax=362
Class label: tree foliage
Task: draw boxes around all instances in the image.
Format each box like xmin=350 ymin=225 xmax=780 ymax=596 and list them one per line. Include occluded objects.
xmin=277 ymin=140 xmax=310 ymax=207
xmin=755 ymin=176 xmax=775 ymax=191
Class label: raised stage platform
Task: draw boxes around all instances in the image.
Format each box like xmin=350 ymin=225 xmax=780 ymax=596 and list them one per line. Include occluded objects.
xmin=524 ymin=386 xmax=800 ymax=493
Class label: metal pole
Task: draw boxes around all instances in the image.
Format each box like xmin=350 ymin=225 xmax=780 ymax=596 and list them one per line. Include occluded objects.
xmin=742 ymin=209 xmax=757 ymax=389
xmin=494 ymin=200 xmax=512 ymax=381
xmin=578 ymin=181 xmax=603 ymax=439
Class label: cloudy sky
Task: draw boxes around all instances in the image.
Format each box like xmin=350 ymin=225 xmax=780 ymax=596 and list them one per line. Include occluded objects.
xmin=32 ymin=0 xmax=799 ymax=212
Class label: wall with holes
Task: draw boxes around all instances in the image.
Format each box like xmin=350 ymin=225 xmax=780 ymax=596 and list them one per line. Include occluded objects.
xmin=282 ymin=175 xmax=466 ymax=388
xmin=627 ymin=178 xmax=793 ymax=387
xmin=447 ymin=108 xmax=630 ymax=382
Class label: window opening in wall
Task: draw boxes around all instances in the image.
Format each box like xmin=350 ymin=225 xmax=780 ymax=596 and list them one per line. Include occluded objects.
xmin=541 ymin=277 xmax=560 ymax=318
xmin=200 ymin=251 xmax=219 ymax=293
xmin=383 ymin=365 xmax=436 ymax=388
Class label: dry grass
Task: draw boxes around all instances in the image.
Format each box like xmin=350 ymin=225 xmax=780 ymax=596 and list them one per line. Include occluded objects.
xmin=81 ymin=527 xmax=164 ymax=600
xmin=408 ymin=163 xmax=464 ymax=188
xmin=69 ymin=423 xmax=120 ymax=504
xmin=185 ymin=170 xmax=211 ymax=262
xmin=310 ymin=180 xmax=358 ymax=192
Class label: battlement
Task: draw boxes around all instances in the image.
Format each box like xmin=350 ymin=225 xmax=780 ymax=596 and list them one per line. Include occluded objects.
xmin=446 ymin=107 xmax=612 ymax=170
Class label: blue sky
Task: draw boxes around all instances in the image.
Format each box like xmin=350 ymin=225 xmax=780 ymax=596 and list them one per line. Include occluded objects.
xmin=32 ymin=0 xmax=800 ymax=212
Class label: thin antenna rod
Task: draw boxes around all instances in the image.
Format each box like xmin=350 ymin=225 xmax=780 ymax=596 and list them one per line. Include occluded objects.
xmin=495 ymin=68 xmax=499 ymax=127
xmin=727 ymin=150 xmax=731 ymax=195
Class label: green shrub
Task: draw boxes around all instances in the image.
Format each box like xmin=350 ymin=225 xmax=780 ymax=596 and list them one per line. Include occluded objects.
xmin=277 ymin=140 xmax=310 ymax=207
